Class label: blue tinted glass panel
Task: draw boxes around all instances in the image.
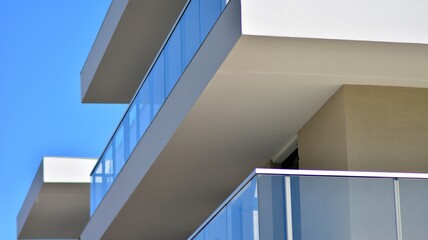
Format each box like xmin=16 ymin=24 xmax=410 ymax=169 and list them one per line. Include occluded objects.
xmin=95 ymin=162 xmax=103 ymax=208
xmin=220 ymin=0 xmax=228 ymax=10
xmin=194 ymin=231 xmax=204 ymax=240
xmin=165 ymin=25 xmax=182 ymax=94
xmin=399 ymin=178 xmax=428 ymax=240
xmin=258 ymin=175 xmax=287 ymax=240
xmin=113 ymin=126 xmax=125 ymax=178
xmin=103 ymin=155 xmax=113 ymax=191
xmin=290 ymin=176 xmax=302 ymax=240
xmin=137 ymin=83 xmax=151 ymax=137
xmin=227 ymin=178 xmax=258 ymax=240
xmin=205 ymin=208 xmax=227 ymax=240
xmin=100 ymin=158 xmax=107 ymax=199
xmin=91 ymin=163 xmax=103 ymax=215
xmin=128 ymin=103 xmax=138 ymax=152
xmin=105 ymin=145 xmax=114 ymax=186
xmin=151 ymin=52 xmax=165 ymax=115
xmin=182 ymin=0 xmax=200 ymax=66
xmin=291 ymin=176 xmax=396 ymax=240
xmin=90 ymin=175 xmax=95 ymax=215
xmin=200 ymin=0 xmax=221 ymax=40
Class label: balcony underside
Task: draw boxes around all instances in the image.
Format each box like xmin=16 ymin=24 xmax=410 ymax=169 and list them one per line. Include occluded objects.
xmin=83 ymin=31 xmax=428 ymax=239
xmin=18 ymin=157 xmax=96 ymax=240
xmin=81 ymin=0 xmax=428 ymax=104
xmin=81 ymin=0 xmax=188 ymax=103
xmin=19 ymin=184 xmax=89 ymax=239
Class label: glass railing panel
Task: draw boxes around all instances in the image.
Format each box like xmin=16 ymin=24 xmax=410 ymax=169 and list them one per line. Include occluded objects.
xmin=399 ymin=178 xmax=428 ymax=240
xmin=190 ymin=171 xmax=428 ymax=240
xmin=104 ymin=154 xmax=113 ymax=192
xmin=104 ymin=145 xmax=114 ymax=186
xmin=204 ymin=208 xmax=228 ymax=240
xmin=165 ymin=24 xmax=182 ymax=94
xmin=127 ymin=103 xmax=138 ymax=153
xmin=290 ymin=176 xmax=351 ymax=240
xmin=151 ymin=52 xmax=166 ymax=115
xmin=291 ymin=176 xmax=397 ymax=240
xmin=258 ymin=175 xmax=287 ymax=240
xmin=113 ymin=126 xmax=125 ymax=177
xmin=347 ymin=178 xmax=397 ymax=240
xmin=220 ymin=0 xmax=228 ymax=10
xmin=90 ymin=0 xmax=231 ymax=215
xmin=90 ymin=162 xmax=103 ymax=215
xmin=181 ymin=0 xmax=201 ymax=67
xmin=200 ymin=0 xmax=222 ymax=40
xmin=191 ymin=178 xmax=259 ymax=240
xmin=193 ymin=231 xmax=204 ymax=240
xmin=226 ymin=177 xmax=258 ymax=240
xmin=137 ymin=83 xmax=151 ymax=137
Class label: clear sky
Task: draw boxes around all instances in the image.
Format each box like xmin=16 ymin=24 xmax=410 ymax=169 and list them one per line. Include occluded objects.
xmin=0 ymin=1 xmax=126 ymax=238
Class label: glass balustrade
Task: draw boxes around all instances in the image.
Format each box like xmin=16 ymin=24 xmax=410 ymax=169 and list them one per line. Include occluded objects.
xmin=189 ymin=169 xmax=428 ymax=240
xmin=90 ymin=0 xmax=230 ymax=215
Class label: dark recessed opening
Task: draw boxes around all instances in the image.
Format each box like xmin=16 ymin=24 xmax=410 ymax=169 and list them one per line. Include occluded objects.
xmin=281 ymin=148 xmax=299 ymax=169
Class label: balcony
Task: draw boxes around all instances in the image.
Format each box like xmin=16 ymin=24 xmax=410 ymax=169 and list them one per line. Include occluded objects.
xmin=17 ymin=157 xmax=96 ymax=240
xmin=83 ymin=0 xmax=428 ymax=237
xmin=189 ymin=169 xmax=428 ymax=240
xmin=90 ymin=0 xmax=231 ymax=215
xmin=89 ymin=0 xmax=428 ymax=219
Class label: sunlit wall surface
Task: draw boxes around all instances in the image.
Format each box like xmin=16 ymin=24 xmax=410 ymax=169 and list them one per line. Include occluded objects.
xmin=90 ymin=0 xmax=230 ymax=215
xmin=190 ymin=171 xmax=428 ymax=240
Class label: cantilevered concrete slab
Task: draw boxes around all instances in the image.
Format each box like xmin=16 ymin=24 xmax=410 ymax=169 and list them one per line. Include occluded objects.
xmin=81 ymin=0 xmax=188 ymax=103
xmin=81 ymin=0 xmax=428 ymax=103
xmin=81 ymin=0 xmax=428 ymax=239
xmin=17 ymin=157 xmax=96 ymax=240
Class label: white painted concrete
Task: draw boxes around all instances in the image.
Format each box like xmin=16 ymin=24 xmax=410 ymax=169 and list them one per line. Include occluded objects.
xmin=242 ymin=0 xmax=428 ymax=44
xmin=43 ymin=157 xmax=96 ymax=183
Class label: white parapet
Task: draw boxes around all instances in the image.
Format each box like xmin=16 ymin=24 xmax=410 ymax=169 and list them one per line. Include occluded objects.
xmin=43 ymin=157 xmax=96 ymax=183
xmin=241 ymin=0 xmax=428 ymax=44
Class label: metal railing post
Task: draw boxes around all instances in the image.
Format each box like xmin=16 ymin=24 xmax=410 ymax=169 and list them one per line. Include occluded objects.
xmin=285 ymin=176 xmax=293 ymax=240
xmin=394 ymin=178 xmax=403 ymax=240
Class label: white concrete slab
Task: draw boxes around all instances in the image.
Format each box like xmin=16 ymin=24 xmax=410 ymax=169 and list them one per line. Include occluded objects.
xmin=17 ymin=157 xmax=96 ymax=239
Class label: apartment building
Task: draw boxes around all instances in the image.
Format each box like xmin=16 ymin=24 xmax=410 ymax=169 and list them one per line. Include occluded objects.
xmin=18 ymin=0 xmax=428 ymax=239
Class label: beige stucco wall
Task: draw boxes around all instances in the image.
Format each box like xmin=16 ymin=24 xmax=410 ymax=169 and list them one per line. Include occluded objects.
xmin=299 ymin=85 xmax=428 ymax=172
xmin=345 ymin=85 xmax=428 ymax=172
xmin=298 ymin=87 xmax=348 ymax=170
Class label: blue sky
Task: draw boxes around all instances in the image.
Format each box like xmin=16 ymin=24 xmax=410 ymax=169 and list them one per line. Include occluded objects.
xmin=0 ymin=1 xmax=126 ymax=238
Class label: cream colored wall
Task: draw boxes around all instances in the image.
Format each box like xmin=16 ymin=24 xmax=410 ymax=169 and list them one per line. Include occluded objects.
xmin=298 ymin=87 xmax=348 ymax=170
xmin=298 ymin=85 xmax=428 ymax=172
xmin=345 ymin=85 xmax=428 ymax=172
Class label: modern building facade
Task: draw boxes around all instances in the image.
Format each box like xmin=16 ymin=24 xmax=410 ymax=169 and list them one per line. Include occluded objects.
xmin=18 ymin=0 xmax=428 ymax=239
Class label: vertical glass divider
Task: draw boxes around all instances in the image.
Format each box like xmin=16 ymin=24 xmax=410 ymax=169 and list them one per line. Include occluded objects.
xmin=285 ymin=176 xmax=294 ymax=240
xmin=394 ymin=178 xmax=403 ymax=240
